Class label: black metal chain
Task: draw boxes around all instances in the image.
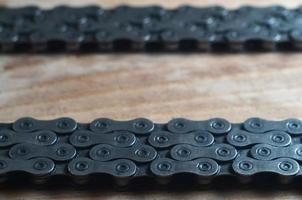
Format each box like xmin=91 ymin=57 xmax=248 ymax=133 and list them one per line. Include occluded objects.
xmin=2 ymin=5 xmax=302 ymax=52
xmin=0 ymin=117 xmax=302 ymax=186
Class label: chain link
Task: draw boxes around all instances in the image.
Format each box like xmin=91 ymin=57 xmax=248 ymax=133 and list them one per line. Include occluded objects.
xmin=2 ymin=6 xmax=302 ymax=52
xmin=0 ymin=117 xmax=301 ymax=186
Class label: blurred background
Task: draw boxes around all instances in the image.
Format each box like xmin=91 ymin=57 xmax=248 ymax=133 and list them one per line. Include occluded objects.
xmin=0 ymin=0 xmax=302 ymax=199
xmin=1 ymin=0 xmax=302 ymax=8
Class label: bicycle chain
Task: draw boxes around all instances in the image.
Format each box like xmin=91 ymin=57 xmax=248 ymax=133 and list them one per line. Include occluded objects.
xmin=0 ymin=117 xmax=302 ymax=186
xmin=2 ymin=5 xmax=302 ymax=52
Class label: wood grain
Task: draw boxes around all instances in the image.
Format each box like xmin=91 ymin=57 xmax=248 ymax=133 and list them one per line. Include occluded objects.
xmin=1 ymin=53 xmax=302 ymax=123
xmin=0 ymin=0 xmax=302 ymax=199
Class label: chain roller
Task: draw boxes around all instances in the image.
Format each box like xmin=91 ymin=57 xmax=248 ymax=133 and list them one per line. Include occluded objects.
xmin=69 ymin=130 xmax=136 ymax=148
xmin=0 ymin=117 xmax=301 ymax=186
xmin=13 ymin=117 xmax=77 ymax=134
xmin=226 ymin=129 xmax=291 ymax=147
xmin=89 ymin=118 xmax=154 ymax=134
xmin=89 ymin=144 xmax=157 ymax=162
xmin=232 ymin=157 xmax=299 ymax=176
xmin=243 ymin=118 xmax=302 ymax=134
xmin=0 ymin=129 xmax=57 ymax=147
xmin=8 ymin=143 xmax=76 ymax=161
xmin=148 ymin=130 xmax=214 ymax=148
xmin=2 ymin=6 xmax=302 ymax=52
xmin=170 ymin=144 xmax=237 ymax=161
xmin=150 ymin=158 xmax=219 ymax=177
xmin=167 ymin=118 xmax=231 ymax=134
xmin=250 ymin=143 xmax=302 ymax=161
xmin=68 ymin=157 xmax=137 ymax=177
xmin=0 ymin=157 xmax=55 ymax=176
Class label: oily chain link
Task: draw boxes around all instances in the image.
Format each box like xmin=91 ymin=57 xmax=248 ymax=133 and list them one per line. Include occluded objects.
xmin=0 ymin=117 xmax=301 ymax=185
xmin=2 ymin=6 xmax=302 ymax=52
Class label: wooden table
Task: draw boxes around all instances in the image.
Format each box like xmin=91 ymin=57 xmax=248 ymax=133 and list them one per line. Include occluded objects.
xmin=1 ymin=0 xmax=302 ymax=199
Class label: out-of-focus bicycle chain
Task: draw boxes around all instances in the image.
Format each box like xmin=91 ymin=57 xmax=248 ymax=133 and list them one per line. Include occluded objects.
xmin=0 ymin=117 xmax=302 ymax=186
xmin=2 ymin=6 xmax=302 ymax=52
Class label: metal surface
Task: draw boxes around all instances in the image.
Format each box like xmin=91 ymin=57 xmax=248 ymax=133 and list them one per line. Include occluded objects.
xmin=0 ymin=117 xmax=302 ymax=186
xmin=2 ymin=6 xmax=302 ymax=52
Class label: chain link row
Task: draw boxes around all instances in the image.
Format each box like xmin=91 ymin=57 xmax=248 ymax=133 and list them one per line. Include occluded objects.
xmin=2 ymin=6 xmax=302 ymax=52
xmin=0 ymin=117 xmax=302 ymax=186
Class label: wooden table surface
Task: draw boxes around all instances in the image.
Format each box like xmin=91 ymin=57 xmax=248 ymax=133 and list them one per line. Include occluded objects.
xmin=1 ymin=0 xmax=302 ymax=199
